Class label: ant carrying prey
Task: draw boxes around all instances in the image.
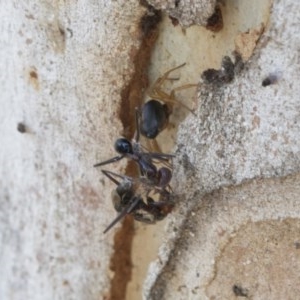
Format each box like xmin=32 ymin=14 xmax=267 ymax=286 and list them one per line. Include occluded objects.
xmin=101 ymin=170 xmax=174 ymax=233
xmin=137 ymin=63 xmax=197 ymax=140
xmin=95 ymin=64 xmax=196 ymax=233
xmin=94 ymin=111 xmax=174 ymax=189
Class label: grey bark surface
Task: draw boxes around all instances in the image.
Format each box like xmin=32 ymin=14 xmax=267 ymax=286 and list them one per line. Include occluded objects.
xmin=144 ymin=0 xmax=300 ymax=299
xmin=146 ymin=0 xmax=217 ymax=27
xmin=1 ymin=0 xmax=300 ymax=299
xmin=0 ymin=1 xmax=145 ymax=299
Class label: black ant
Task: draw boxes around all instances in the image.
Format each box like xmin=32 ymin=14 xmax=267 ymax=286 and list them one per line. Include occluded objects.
xmin=94 ymin=108 xmax=174 ymax=188
xmin=137 ymin=63 xmax=197 ymax=140
xmin=102 ymin=170 xmax=174 ymax=233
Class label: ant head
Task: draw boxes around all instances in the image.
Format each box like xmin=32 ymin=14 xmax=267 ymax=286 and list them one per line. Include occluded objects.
xmin=114 ymin=138 xmax=133 ymax=154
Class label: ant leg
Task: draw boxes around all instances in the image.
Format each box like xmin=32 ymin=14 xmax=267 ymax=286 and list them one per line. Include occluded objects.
xmin=134 ymin=107 xmax=141 ymax=142
xmin=147 ymin=198 xmax=174 ymax=208
xmin=103 ymin=197 xmax=141 ymax=234
xmin=94 ymin=155 xmax=125 ymax=168
xmin=101 ymin=170 xmax=129 ymax=185
xmin=148 ymin=152 xmax=175 ymax=164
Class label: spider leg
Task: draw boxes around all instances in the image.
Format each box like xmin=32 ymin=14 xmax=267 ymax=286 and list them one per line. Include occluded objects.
xmin=149 ymin=63 xmax=187 ymax=97
xmin=148 ymin=64 xmax=197 ymax=115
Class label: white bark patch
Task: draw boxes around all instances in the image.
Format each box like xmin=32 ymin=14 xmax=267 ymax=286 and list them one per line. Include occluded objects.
xmin=0 ymin=1 xmax=145 ymax=299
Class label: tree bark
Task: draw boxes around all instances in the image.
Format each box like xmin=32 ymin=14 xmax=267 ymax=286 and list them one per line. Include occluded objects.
xmin=1 ymin=0 xmax=300 ymax=300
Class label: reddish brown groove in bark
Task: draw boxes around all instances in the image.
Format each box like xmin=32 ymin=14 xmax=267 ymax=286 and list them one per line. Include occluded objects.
xmin=109 ymin=5 xmax=161 ymax=300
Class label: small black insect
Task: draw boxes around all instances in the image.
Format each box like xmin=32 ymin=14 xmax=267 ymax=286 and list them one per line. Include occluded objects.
xmin=17 ymin=122 xmax=26 ymax=133
xmin=94 ymin=111 xmax=174 ymax=188
xmin=102 ymin=170 xmax=174 ymax=233
xmin=262 ymin=73 xmax=280 ymax=87
xmin=137 ymin=63 xmax=197 ymax=140
xmin=232 ymin=284 xmax=249 ymax=297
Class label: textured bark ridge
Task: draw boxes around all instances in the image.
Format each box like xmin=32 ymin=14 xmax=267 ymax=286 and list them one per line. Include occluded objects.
xmin=1 ymin=0 xmax=299 ymax=300
xmin=144 ymin=0 xmax=300 ymax=299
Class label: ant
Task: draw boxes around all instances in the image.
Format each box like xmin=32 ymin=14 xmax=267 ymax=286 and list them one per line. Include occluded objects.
xmin=94 ymin=110 xmax=174 ymax=188
xmin=137 ymin=63 xmax=197 ymax=140
xmin=102 ymin=170 xmax=174 ymax=233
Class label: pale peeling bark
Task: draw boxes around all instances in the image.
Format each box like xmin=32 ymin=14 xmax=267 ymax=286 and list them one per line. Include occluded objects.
xmin=146 ymin=0 xmax=217 ymax=27
xmin=1 ymin=0 xmax=300 ymax=299
xmin=0 ymin=1 xmax=145 ymax=299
